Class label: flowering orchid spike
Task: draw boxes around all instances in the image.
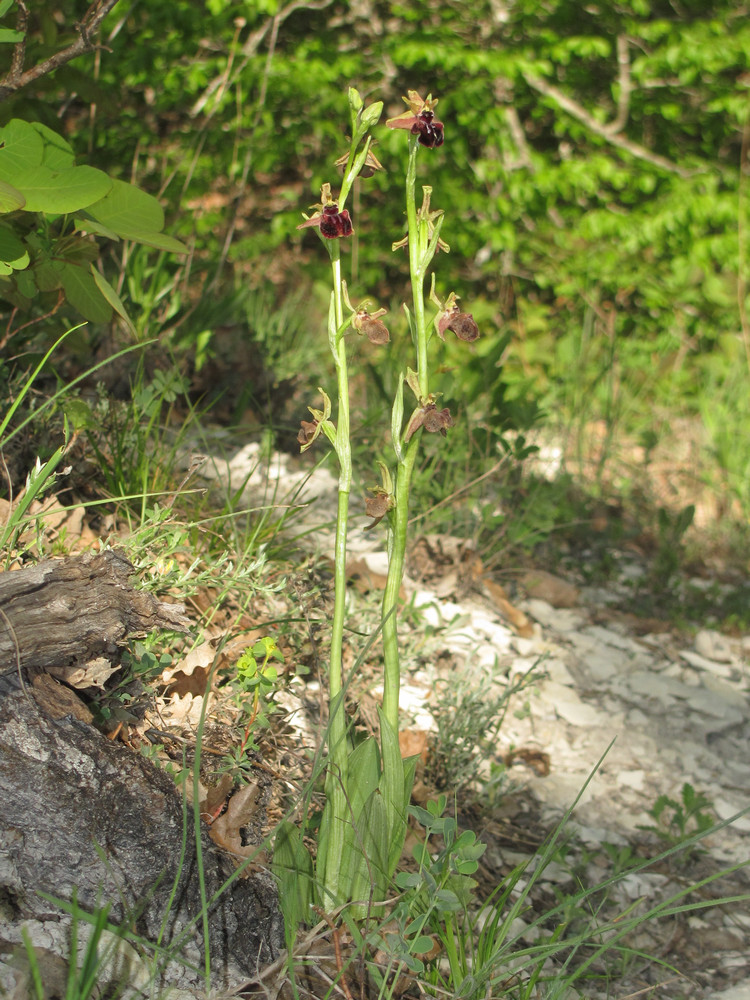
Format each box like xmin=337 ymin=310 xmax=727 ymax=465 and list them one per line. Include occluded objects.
xmin=386 ymin=90 xmax=444 ymax=147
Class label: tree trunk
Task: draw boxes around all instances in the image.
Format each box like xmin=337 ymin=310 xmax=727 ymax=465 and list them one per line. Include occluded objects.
xmin=0 ymin=553 xmax=285 ymax=996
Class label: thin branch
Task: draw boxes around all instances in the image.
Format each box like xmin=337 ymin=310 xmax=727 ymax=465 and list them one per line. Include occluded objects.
xmin=504 ymin=104 xmax=535 ymax=172
xmin=521 ymin=69 xmax=700 ymax=177
xmin=192 ymin=0 xmax=334 ymax=117
xmin=609 ymin=34 xmax=632 ymax=135
xmin=8 ymin=0 xmax=27 ymax=80
xmin=0 ymin=0 xmax=119 ymax=102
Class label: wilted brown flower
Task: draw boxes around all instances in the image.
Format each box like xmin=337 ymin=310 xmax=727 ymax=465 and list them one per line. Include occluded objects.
xmin=297 ymin=419 xmax=319 ymax=446
xmin=364 ymin=488 xmax=394 ymax=528
xmin=335 ymin=146 xmax=384 ymax=178
xmin=435 ymin=294 xmax=480 ymax=342
xmin=353 ymin=307 xmax=390 ymax=344
xmin=405 ymin=403 xmax=454 ymax=442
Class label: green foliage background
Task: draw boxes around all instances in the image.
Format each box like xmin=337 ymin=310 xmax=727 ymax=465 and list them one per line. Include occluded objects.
xmin=1 ymin=0 xmax=749 ymax=509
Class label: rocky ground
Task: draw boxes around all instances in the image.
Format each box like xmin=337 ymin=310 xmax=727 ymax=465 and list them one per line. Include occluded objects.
xmin=195 ymin=440 xmax=750 ymax=999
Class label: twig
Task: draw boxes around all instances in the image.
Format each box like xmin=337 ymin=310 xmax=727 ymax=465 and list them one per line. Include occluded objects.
xmin=1 ymin=291 xmax=65 ymax=352
xmin=191 ymin=0 xmax=334 ymax=117
xmin=521 ymin=69 xmax=699 ymax=177
xmin=504 ymin=104 xmax=535 ymax=172
xmin=312 ymin=907 xmax=354 ymax=1000
xmin=609 ymin=34 xmax=632 ymax=135
xmin=0 ymin=0 xmax=120 ymax=101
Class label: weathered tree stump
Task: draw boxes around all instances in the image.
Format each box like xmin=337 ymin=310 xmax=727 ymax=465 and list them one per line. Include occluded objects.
xmin=0 ymin=552 xmax=285 ymax=996
xmin=0 ymin=549 xmax=191 ymax=683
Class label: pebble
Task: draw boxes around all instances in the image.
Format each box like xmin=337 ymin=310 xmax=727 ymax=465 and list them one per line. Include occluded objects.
xmin=696 ymin=628 xmax=735 ymax=663
xmin=681 ymin=647 xmax=734 ymax=678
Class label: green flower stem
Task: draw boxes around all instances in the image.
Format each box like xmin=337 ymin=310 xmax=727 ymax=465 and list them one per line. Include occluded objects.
xmin=321 ymin=247 xmax=352 ymax=903
xmin=382 ymin=136 xmax=429 ymax=731
xmin=406 ymin=140 xmax=430 ymax=399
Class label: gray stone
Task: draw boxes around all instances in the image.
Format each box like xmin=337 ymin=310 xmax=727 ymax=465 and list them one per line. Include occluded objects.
xmin=696 ymin=628 xmax=735 ymax=663
xmin=681 ymin=647 xmax=734 ymax=678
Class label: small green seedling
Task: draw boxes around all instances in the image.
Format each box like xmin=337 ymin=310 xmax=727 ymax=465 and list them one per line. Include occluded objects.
xmin=220 ymin=636 xmax=283 ymax=780
xmin=638 ymin=782 xmax=715 ymax=858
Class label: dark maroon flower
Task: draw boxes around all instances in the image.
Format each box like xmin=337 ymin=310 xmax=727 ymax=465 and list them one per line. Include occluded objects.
xmin=319 ymin=204 xmax=353 ymax=238
xmin=404 ymin=403 xmax=454 ymax=442
xmin=297 ymin=182 xmax=353 ymax=240
xmin=353 ymin=307 xmax=390 ymax=344
xmin=411 ymin=110 xmax=444 ymax=148
xmin=387 ymin=91 xmax=444 ymax=148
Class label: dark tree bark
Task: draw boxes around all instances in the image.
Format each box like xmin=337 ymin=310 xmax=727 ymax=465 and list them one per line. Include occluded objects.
xmin=0 ymin=553 xmax=285 ymax=995
xmin=0 ymin=550 xmax=191 ymax=684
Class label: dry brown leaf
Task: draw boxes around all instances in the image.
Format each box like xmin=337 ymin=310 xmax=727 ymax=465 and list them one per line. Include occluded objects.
xmin=482 ymin=578 xmax=535 ymax=638
xmin=398 ymin=728 xmax=429 ymax=763
xmin=48 ymin=656 xmax=120 ymax=690
xmin=161 ymin=641 xmax=215 ymax=697
xmin=346 ymin=556 xmax=388 ymax=594
xmin=521 ymin=569 xmax=580 ymax=608
xmin=208 ymin=781 xmax=263 ymax=857
xmin=200 ymin=773 xmax=234 ymax=824
xmin=165 ymin=692 xmax=208 ymax=726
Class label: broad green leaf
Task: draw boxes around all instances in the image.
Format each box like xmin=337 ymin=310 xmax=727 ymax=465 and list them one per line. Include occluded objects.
xmin=378 ymin=708 xmax=408 ymax=877
xmin=347 ymin=738 xmax=381 ymax=821
xmin=106 ymin=227 xmax=188 ymax=253
xmin=0 ymin=177 xmax=24 ymax=213
xmin=90 ymin=266 xmax=136 ymax=336
xmin=62 ymin=397 xmax=98 ymax=432
xmin=0 ymin=164 xmax=111 ymax=213
xmin=0 ymin=225 xmax=26 ymax=265
xmin=347 ymin=790 xmax=390 ymax=914
xmin=0 ymin=250 xmax=29 ymax=272
xmin=32 ymin=123 xmax=75 ymax=170
xmin=15 ymin=268 xmax=35 ymax=299
xmin=338 ymin=737 xmax=381 ymax=901
xmin=0 ymin=28 xmax=24 ymax=43
xmin=59 ymin=262 xmax=112 ymax=322
xmin=74 ymin=215 xmax=123 ymax=242
xmin=86 ymin=178 xmax=165 ymax=234
xmin=0 ymin=1 xmax=15 ymax=17
xmin=0 ymin=120 xmax=44 ymax=170
xmin=35 ymin=258 xmax=64 ymax=292
xmin=273 ymin=820 xmax=313 ymax=941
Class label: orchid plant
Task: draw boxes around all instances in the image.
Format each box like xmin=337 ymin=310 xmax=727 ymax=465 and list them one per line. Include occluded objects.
xmin=274 ymin=87 xmax=479 ymax=929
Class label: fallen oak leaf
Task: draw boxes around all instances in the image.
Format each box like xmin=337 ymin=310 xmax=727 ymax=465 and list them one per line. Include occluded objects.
xmin=208 ymin=781 xmax=264 ymax=858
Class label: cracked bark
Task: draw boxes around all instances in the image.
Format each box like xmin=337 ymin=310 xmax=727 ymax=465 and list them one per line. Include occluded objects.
xmin=0 ymin=552 xmax=284 ymax=994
